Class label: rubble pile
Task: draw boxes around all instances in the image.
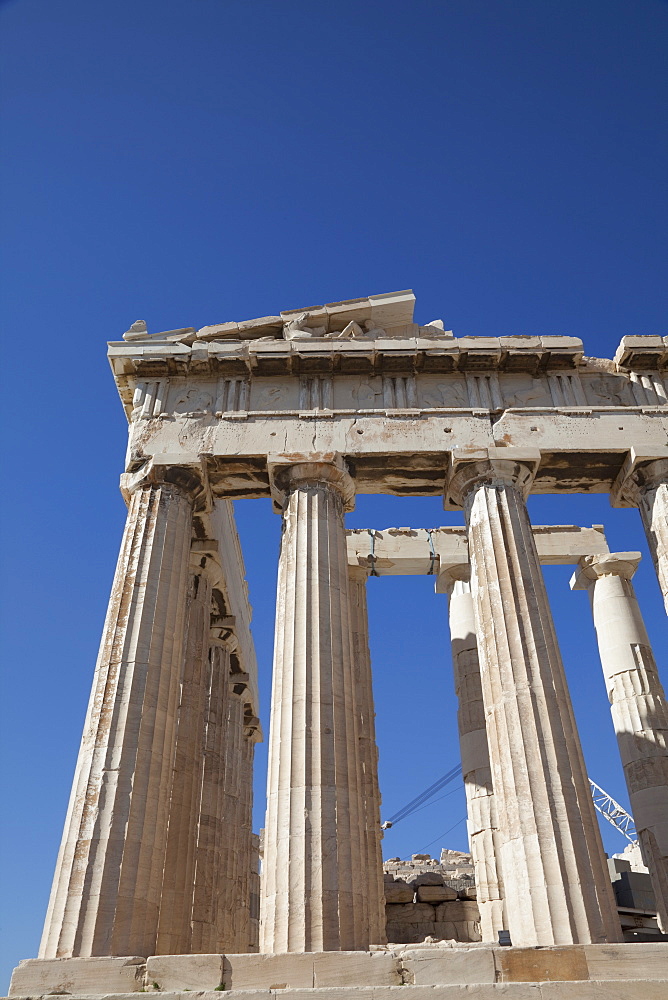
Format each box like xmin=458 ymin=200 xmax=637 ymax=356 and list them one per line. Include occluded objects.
xmin=383 ymin=849 xmax=480 ymax=944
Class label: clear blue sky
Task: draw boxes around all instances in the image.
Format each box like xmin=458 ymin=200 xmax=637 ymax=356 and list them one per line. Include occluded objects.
xmin=1 ymin=0 xmax=666 ymax=988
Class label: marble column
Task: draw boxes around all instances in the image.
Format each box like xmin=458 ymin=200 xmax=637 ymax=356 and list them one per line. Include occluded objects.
xmin=572 ymin=552 xmax=668 ymax=932
xmin=156 ymin=561 xmax=213 ymax=955
xmin=261 ymin=457 xmax=366 ymax=952
xmin=221 ymin=681 xmax=245 ymax=947
xmin=190 ymin=636 xmax=232 ymax=954
xmin=447 ymin=459 xmax=621 ymax=947
xmin=442 ymin=567 xmax=505 ymax=942
xmin=237 ymin=719 xmax=260 ymax=951
xmin=40 ymin=470 xmax=198 ymax=959
xmin=627 ymin=459 xmax=668 ymax=614
xmin=348 ymin=565 xmax=386 ymax=946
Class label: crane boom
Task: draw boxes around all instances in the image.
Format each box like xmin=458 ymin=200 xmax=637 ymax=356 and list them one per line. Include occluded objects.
xmin=588 ymin=778 xmax=637 ymax=843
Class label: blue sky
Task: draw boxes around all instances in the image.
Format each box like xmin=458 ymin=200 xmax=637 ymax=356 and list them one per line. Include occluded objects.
xmin=0 ymin=0 xmax=666 ymax=988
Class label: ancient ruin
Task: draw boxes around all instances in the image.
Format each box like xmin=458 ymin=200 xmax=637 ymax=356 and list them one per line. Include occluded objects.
xmin=8 ymin=291 xmax=668 ymax=998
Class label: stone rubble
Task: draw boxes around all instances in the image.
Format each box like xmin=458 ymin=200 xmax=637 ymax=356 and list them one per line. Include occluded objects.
xmin=382 ymin=852 xmax=479 ymax=945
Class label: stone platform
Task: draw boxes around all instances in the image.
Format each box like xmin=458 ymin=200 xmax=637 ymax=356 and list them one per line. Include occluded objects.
xmin=7 ymin=945 xmax=668 ymax=999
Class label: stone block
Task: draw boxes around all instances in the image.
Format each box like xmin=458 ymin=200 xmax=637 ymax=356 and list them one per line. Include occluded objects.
xmin=403 ymin=902 xmax=438 ymax=921
xmin=412 ymin=921 xmax=438 ymax=937
xmin=457 ymin=886 xmax=477 ymax=900
xmin=386 ymin=923 xmax=417 ymax=943
xmin=435 ymin=901 xmax=469 ymax=921
xmin=417 ymin=885 xmax=453 ymax=903
xmin=145 ymin=955 xmax=224 ymax=991
xmin=407 ymin=872 xmax=445 ymax=886
xmin=494 ymin=945 xmax=588 ymax=983
xmin=402 ymin=946 xmax=496 ymax=985
xmin=384 ymin=880 xmax=414 ymax=903
xmin=540 ymin=984 xmax=668 ymax=1000
xmin=8 ymin=957 xmax=146 ymax=996
xmin=433 ymin=921 xmax=459 ymax=940
xmin=312 ymin=951 xmax=401 ymax=986
xmin=584 ymin=942 xmax=668 ymax=981
xmin=222 ymin=952 xmax=315 ymax=989
xmin=431 ymin=887 xmax=459 ymax=904
xmin=220 ymin=952 xmax=403 ymax=991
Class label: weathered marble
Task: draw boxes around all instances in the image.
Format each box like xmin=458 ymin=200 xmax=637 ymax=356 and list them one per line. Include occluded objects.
xmin=190 ymin=638 xmax=232 ymax=953
xmin=260 ymin=456 xmax=366 ymax=952
xmin=348 ymin=566 xmax=386 ymax=946
xmin=447 ymin=457 xmax=621 ymax=947
xmin=157 ymin=561 xmax=214 ymax=955
xmin=39 ymin=472 xmax=198 ymax=959
xmin=572 ymin=552 xmax=668 ymax=931
xmin=444 ymin=569 xmax=505 ymax=942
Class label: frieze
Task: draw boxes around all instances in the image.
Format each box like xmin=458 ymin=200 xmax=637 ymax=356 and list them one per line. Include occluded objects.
xmin=130 ymin=369 xmax=668 ymax=423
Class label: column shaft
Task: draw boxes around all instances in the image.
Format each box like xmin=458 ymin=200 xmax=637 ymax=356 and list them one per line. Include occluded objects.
xmin=261 ymin=465 xmax=366 ymax=952
xmin=348 ymin=567 xmax=386 ymax=946
xmin=236 ymin=730 xmax=256 ymax=950
xmin=224 ymin=688 xmax=245 ymax=948
xmin=446 ymin=575 xmax=505 ymax=941
xmin=574 ymin=553 xmax=668 ymax=931
xmin=156 ymin=566 xmax=213 ymax=955
xmin=191 ymin=641 xmax=232 ymax=953
xmin=450 ymin=461 xmax=621 ymax=946
xmin=40 ymin=480 xmax=194 ymax=958
xmin=634 ymin=461 xmax=668 ymax=614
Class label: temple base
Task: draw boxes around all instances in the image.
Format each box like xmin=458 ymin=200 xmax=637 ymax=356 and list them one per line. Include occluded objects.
xmin=8 ymin=944 xmax=668 ymax=998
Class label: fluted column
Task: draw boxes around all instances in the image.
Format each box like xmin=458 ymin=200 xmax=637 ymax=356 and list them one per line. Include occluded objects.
xmin=572 ymin=552 xmax=668 ymax=931
xmin=447 ymin=459 xmax=621 ymax=947
xmin=40 ymin=469 xmax=199 ymax=959
xmin=222 ymin=683 xmax=245 ymax=947
xmin=628 ymin=460 xmax=668 ymax=614
xmin=442 ymin=567 xmax=505 ymax=941
xmin=237 ymin=719 xmax=260 ymax=950
xmin=190 ymin=636 xmax=232 ymax=953
xmin=156 ymin=562 xmax=214 ymax=955
xmin=261 ymin=456 xmax=366 ymax=952
xmin=348 ymin=565 xmax=386 ymax=946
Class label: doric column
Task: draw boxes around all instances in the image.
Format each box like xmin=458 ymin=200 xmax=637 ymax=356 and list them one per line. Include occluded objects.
xmin=572 ymin=552 xmax=668 ymax=931
xmin=40 ymin=466 xmax=200 ymax=959
xmin=222 ymin=679 xmax=245 ymax=947
xmin=237 ymin=715 xmax=260 ymax=951
xmin=156 ymin=559 xmax=214 ymax=955
xmin=223 ymin=672 xmax=259 ymax=952
xmin=441 ymin=567 xmax=505 ymax=942
xmin=190 ymin=634 xmax=232 ymax=953
xmin=447 ymin=458 xmax=621 ymax=947
xmin=261 ymin=455 xmax=367 ymax=952
xmin=613 ymin=456 xmax=668 ymax=614
xmin=348 ymin=565 xmax=386 ymax=946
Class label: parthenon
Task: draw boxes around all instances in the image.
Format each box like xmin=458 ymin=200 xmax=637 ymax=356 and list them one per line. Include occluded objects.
xmin=9 ymin=290 xmax=668 ymax=998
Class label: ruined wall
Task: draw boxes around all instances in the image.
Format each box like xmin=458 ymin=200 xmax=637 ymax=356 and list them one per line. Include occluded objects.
xmin=383 ymin=851 xmax=480 ymax=944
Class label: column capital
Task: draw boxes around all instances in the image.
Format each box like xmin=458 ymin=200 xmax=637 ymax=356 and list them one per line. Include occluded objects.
xmin=444 ymin=448 xmax=540 ymax=510
xmin=267 ymin=452 xmax=355 ymax=512
xmin=120 ymin=458 xmax=205 ymax=505
xmin=210 ymin=630 xmax=237 ymax=651
xmin=435 ymin=562 xmax=470 ymax=595
xmin=348 ymin=563 xmax=372 ymax=582
xmin=570 ymin=551 xmax=642 ymax=590
xmin=610 ymin=451 xmax=668 ymax=508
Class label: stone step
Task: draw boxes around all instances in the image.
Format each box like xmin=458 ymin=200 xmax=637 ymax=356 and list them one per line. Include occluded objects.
xmin=5 ymin=984 xmax=668 ymax=1000
xmin=8 ymin=944 xmax=668 ymax=998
